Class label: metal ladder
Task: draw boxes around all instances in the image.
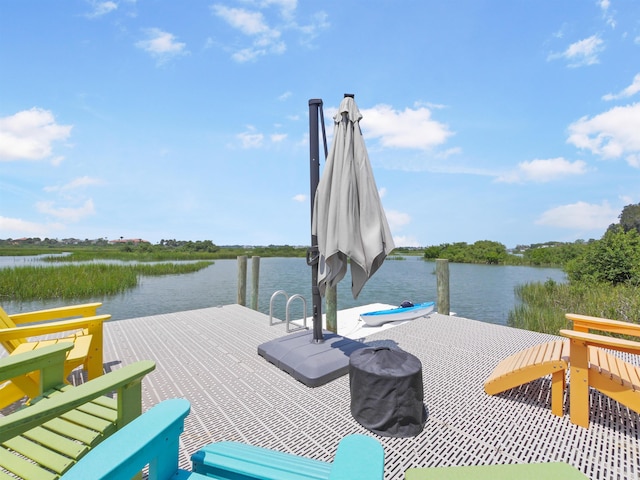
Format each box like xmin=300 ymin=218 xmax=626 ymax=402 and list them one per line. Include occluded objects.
xmin=269 ymin=290 xmax=308 ymax=333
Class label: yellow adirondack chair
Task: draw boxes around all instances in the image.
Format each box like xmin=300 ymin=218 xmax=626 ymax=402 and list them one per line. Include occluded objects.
xmin=484 ymin=314 xmax=640 ymax=422
xmin=560 ymin=313 xmax=640 ymax=428
xmin=484 ymin=339 xmax=569 ymax=416
xmin=0 ymin=303 xmax=110 ymax=408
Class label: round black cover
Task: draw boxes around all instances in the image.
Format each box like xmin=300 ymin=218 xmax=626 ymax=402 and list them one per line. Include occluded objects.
xmin=349 ymin=347 xmax=425 ymax=437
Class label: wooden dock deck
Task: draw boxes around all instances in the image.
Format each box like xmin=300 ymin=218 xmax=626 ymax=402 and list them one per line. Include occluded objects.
xmin=33 ymin=306 xmax=640 ymax=478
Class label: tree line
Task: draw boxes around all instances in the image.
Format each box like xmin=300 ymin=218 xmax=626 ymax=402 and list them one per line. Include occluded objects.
xmin=423 ymin=203 xmax=640 ymax=286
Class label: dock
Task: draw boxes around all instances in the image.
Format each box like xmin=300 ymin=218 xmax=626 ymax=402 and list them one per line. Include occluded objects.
xmin=26 ymin=305 xmax=640 ymax=478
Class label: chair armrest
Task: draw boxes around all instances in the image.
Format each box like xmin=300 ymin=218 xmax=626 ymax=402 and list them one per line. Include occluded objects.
xmin=62 ymin=399 xmax=191 ymax=480
xmin=566 ymin=313 xmax=640 ymax=337
xmin=9 ymin=302 xmax=103 ymax=324
xmin=329 ymin=434 xmax=384 ymax=480
xmin=0 ymin=359 xmax=156 ymax=442
xmin=0 ymin=315 xmax=111 ymax=341
xmin=0 ymin=343 xmax=72 ymax=388
xmin=559 ymin=329 xmax=640 ymax=355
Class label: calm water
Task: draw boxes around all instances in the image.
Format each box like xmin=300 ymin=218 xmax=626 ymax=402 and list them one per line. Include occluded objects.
xmin=1 ymin=255 xmax=566 ymax=325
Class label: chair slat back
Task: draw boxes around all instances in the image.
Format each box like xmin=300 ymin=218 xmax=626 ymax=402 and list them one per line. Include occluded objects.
xmin=0 ymin=307 xmax=26 ymax=353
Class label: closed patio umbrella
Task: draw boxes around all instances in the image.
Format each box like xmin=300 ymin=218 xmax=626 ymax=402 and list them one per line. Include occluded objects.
xmin=312 ymin=95 xmax=395 ymax=300
xmin=258 ymin=95 xmax=394 ymax=387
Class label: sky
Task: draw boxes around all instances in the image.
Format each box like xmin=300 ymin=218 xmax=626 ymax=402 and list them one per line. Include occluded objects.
xmin=1 ymin=1 xmax=640 ymax=249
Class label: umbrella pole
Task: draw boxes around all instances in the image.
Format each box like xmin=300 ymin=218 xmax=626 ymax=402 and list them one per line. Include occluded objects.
xmin=308 ymin=98 xmax=324 ymax=343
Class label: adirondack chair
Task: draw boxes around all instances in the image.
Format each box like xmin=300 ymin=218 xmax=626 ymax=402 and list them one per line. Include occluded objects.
xmin=560 ymin=313 xmax=640 ymax=428
xmin=0 ymin=343 xmax=155 ymax=480
xmin=484 ymin=339 xmax=569 ymax=416
xmin=484 ymin=314 xmax=637 ymax=419
xmin=0 ymin=302 xmax=110 ymax=407
xmin=63 ymin=399 xmax=386 ymax=480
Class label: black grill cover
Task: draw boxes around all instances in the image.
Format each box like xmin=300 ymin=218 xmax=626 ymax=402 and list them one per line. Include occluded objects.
xmin=349 ymin=347 xmax=425 ymax=437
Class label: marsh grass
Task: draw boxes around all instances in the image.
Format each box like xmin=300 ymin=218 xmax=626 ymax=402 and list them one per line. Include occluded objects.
xmin=0 ymin=261 xmax=213 ymax=301
xmin=41 ymin=251 xmax=219 ymax=262
xmin=508 ymin=279 xmax=640 ymax=334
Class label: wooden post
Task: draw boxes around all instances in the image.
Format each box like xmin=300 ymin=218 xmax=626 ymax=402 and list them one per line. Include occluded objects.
xmin=436 ymin=258 xmax=450 ymax=315
xmin=250 ymin=256 xmax=260 ymax=311
xmin=326 ymin=284 xmax=337 ymax=333
xmin=237 ymin=256 xmax=247 ymax=306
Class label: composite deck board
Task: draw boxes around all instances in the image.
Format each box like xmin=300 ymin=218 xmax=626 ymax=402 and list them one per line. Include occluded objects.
xmin=5 ymin=304 xmax=640 ymax=479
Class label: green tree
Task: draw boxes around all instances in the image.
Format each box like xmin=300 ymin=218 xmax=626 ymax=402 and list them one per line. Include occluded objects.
xmin=566 ymin=226 xmax=640 ymax=285
xmin=468 ymin=240 xmax=507 ymax=264
xmin=423 ymin=245 xmax=443 ymax=259
xmin=524 ymin=241 xmax=588 ymax=266
xmin=617 ymin=203 xmax=640 ymax=234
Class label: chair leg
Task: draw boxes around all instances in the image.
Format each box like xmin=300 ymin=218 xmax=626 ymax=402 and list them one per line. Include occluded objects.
xmin=551 ymin=369 xmax=566 ymax=417
xmin=569 ymin=339 xmax=590 ymax=428
xmin=86 ymin=325 xmax=104 ymax=380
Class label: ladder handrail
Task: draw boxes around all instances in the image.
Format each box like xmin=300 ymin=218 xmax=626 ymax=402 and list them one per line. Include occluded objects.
xmin=269 ymin=290 xmax=288 ymax=326
xmin=269 ymin=290 xmax=308 ymax=332
xmin=285 ymin=294 xmax=307 ymax=333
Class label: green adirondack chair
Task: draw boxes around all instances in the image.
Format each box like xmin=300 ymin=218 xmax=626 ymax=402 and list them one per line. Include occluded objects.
xmin=0 ymin=343 xmax=155 ymax=480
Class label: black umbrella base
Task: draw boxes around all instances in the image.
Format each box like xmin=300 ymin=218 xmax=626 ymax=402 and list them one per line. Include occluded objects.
xmin=258 ymin=330 xmax=367 ymax=387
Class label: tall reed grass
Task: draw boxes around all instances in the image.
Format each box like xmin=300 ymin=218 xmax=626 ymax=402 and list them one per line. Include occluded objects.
xmin=42 ymin=251 xmax=218 ymax=262
xmin=0 ymin=261 xmax=213 ymax=301
xmin=508 ymin=279 xmax=640 ymax=334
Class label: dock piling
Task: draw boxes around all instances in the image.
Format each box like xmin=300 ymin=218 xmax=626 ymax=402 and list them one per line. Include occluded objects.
xmin=237 ymin=255 xmax=247 ymax=306
xmin=251 ymin=256 xmax=260 ymax=310
xmin=436 ymin=258 xmax=450 ymax=315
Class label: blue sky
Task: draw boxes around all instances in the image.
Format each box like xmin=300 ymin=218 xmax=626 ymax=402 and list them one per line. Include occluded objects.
xmin=1 ymin=1 xmax=639 ymax=248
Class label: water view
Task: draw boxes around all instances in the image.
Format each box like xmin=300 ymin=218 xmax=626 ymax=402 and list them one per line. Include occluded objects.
xmin=2 ymin=255 xmax=566 ymax=325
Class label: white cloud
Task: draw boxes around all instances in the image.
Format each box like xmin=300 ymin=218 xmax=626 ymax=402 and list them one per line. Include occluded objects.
xmin=599 ymin=0 xmax=616 ymax=28
xmin=270 ymin=133 xmax=287 ymax=143
xmin=36 ymin=199 xmax=96 ymax=223
xmin=385 ymin=209 xmax=411 ymax=229
xmin=237 ymin=126 xmax=264 ymax=148
xmin=235 ymin=126 xmax=289 ymax=148
xmin=536 ymin=200 xmax=618 ymax=230
xmin=278 ymin=91 xmax=292 ymax=101
xmin=361 ymin=104 xmax=453 ymax=150
xmin=0 ymin=216 xmax=61 ymax=236
xmin=292 ymin=194 xmax=306 ymax=202
xmin=0 ymin=108 xmax=72 ymax=162
xmin=44 ymin=176 xmax=105 ymax=193
xmin=296 ymin=11 xmax=329 ymax=46
xmin=86 ymin=1 xmax=117 ymax=18
xmin=378 ymin=187 xmax=387 ymax=198
xmin=548 ymin=35 xmax=604 ymax=67
xmin=211 ymin=3 xmax=328 ymax=62
xmin=392 ymin=235 xmax=420 ymax=248
xmin=212 ymin=5 xmax=285 ymax=62
xmin=603 ymin=73 xmax=640 ymax=101
xmin=496 ymin=157 xmax=588 ymax=183
xmin=567 ymin=102 xmax=640 ymax=166
xmin=136 ymin=28 xmax=189 ymax=65
xmin=265 ymin=0 xmax=297 ymax=20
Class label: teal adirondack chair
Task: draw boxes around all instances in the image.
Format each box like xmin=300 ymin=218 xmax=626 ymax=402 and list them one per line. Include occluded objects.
xmin=63 ymin=398 xmax=385 ymax=480
xmin=0 ymin=343 xmax=155 ymax=480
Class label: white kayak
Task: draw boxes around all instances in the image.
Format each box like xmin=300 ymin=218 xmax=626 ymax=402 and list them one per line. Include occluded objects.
xmin=359 ymin=301 xmax=435 ymax=327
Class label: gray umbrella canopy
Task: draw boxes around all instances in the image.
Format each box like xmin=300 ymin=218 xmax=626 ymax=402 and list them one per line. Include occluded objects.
xmin=312 ymin=96 xmax=395 ymax=299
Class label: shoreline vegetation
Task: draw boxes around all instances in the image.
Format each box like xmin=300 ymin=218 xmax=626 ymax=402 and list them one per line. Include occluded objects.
xmin=2 ymin=207 xmax=640 ymax=336
xmin=0 ymin=262 xmax=214 ymax=301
